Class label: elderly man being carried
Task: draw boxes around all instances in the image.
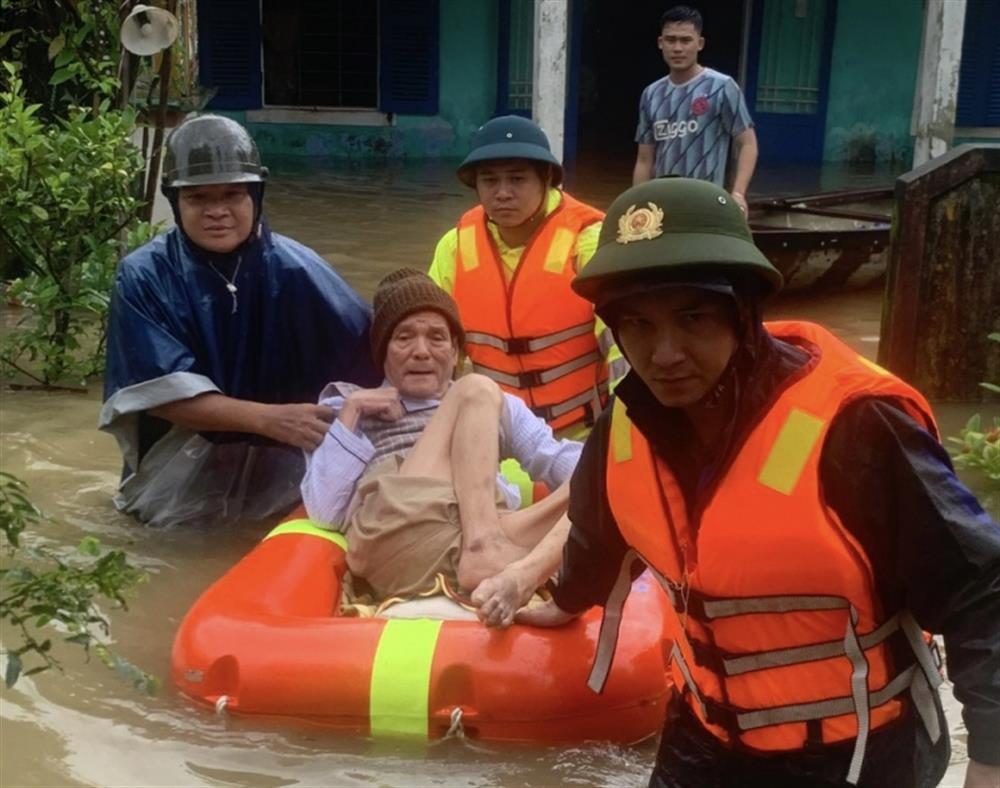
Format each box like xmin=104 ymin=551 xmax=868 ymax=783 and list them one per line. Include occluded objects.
xmin=301 ymin=269 xmax=581 ymax=626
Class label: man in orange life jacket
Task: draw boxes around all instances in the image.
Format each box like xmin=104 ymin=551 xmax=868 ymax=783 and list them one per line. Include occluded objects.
xmin=513 ymin=178 xmax=1000 ymax=787
xmin=428 ymin=115 xmax=627 ymax=444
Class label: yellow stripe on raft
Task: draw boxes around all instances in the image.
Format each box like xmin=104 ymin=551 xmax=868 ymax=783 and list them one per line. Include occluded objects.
xmin=264 ymin=519 xmax=348 ymax=550
xmin=370 ymin=618 xmax=443 ymax=738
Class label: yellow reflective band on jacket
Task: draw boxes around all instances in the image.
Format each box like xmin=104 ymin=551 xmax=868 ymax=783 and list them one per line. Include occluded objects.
xmin=610 ymin=398 xmax=633 ymax=463
xmin=757 ymin=408 xmax=826 ymax=495
xmin=856 ymin=355 xmax=892 ymax=377
xmin=544 ymin=227 xmax=577 ymax=273
xmin=458 ymin=225 xmax=479 ymax=272
xmin=369 ymin=618 xmax=443 ymax=738
xmin=263 ymin=519 xmax=348 ymax=550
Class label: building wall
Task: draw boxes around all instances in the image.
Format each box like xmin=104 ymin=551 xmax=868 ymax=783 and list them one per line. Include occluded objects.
xmin=822 ymin=0 xmax=923 ymax=163
xmin=236 ymin=1 xmax=497 ymax=161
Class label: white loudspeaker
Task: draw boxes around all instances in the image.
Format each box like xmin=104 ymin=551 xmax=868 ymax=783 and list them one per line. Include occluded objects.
xmin=120 ymin=4 xmax=179 ymax=56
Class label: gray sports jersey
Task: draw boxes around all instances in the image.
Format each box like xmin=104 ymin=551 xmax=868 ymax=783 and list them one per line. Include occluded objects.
xmin=636 ymin=67 xmax=753 ymax=186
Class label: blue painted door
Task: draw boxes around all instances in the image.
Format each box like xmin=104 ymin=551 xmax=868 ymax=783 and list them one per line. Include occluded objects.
xmin=745 ymin=0 xmax=837 ymax=163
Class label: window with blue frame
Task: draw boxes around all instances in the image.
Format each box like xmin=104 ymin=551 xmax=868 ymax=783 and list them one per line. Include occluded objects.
xmin=262 ymin=0 xmax=378 ymax=108
xmin=199 ymin=0 xmax=439 ymax=115
xmin=956 ymin=0 xmax=1000 ymax=127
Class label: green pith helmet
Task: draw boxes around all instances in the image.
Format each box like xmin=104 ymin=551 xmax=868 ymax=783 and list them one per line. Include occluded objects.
xmin=572 ymin=178 xmax=783 ymax=304
xmin=161 ymin=114 xmax=268 ymax=194
xmin=457 ymin=115 xmax=564 ymax=188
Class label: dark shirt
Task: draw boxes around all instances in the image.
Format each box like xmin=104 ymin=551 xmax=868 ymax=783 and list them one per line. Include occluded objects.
xmin=553 ymin=331 xmax=1000 ymax=771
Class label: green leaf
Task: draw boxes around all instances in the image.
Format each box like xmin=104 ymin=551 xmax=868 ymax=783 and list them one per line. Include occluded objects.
xmin=49 ymin=67 xmax=74 ymax=86
xmin=30 ymin=205 xmax=49 ymax=221
xmin=980 ymin=382 xmax=1000 ymax=394
xmin=47 ymin=34 xmax=66 ymax=61
xmin=0 ymin=30 xmax=21 ymax=50
xmin=54 ymin=48 xmax=75 ymax=68
xmin=77 ymin=536 xmax=101 ymax=557
xmin=4 ymin=653 xmax=22 ymax=688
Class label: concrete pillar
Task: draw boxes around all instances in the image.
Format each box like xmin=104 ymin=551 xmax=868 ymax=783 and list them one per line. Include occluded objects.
xmin=532 ymin=0 xmax=568 ymax=163
xmin=911 ymin=0 xmax=966 ymax=168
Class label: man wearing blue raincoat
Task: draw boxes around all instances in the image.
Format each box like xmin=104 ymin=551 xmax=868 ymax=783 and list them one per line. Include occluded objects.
xmin=100 ymin=115 xmax=377 ymax=528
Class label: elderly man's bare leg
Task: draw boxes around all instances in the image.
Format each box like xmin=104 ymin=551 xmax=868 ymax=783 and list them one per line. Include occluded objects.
xmin=398 ymin=374 xmax=528 ymax=589
xmin=498 ymin=479 xmax=570 ymax=548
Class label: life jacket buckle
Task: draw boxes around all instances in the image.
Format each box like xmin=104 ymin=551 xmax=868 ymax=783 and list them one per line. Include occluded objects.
xmin=506 ymin=336 xmax=533 ymax=354
xmin=520 ymin=369 xmax=545 ymax=387
xmin=701 ymin=695 xmax=740 ymax=731
xmin=688 ymin=639 xmax=727 ymax=674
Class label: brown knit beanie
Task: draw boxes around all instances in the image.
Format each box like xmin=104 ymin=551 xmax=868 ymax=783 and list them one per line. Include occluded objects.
xmin=370 ymin=268 xmax=465 ymax=369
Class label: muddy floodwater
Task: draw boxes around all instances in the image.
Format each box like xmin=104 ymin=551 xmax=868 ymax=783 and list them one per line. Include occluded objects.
xmin=2 ymin=160 xmax=997 ymax=787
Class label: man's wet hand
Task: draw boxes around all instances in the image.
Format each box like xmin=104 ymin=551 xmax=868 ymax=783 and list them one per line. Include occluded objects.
xmin=514 ymin=598 xmax=577 ymax=628
xmin=264 ymin=403 xmax=334 ymax=451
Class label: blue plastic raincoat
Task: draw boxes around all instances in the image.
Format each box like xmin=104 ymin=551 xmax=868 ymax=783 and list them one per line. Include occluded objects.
xmin=99 ymin=223 xmax=377 ymax=527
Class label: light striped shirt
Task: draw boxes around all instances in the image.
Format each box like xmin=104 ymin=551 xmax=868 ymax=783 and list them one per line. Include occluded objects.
xmin=301 ymin=381 xmax=582 ymax=528
xmin=636 ymin=67 xmax=753 ymax=186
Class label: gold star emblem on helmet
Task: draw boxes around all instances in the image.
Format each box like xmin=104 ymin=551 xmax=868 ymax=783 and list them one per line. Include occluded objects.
xmin=616 ymin=202 xmax=664 ymax=244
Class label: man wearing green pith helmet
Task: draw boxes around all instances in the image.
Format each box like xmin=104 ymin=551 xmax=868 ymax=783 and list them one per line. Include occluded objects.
xmin=512 ymin=178 xmax=1000 ymax=787
xmin=428 ymin=115 xmax=627 ymax=443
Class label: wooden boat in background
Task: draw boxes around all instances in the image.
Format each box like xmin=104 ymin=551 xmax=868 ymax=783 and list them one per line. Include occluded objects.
xmin=749 ymin=187 xmax=893 ymax=292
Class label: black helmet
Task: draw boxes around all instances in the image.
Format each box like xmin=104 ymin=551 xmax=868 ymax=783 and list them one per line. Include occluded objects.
xmin=457 ymin=115 xmax=563 ymax=188
xmin=161 ymin=114 xmax=268 ymax=194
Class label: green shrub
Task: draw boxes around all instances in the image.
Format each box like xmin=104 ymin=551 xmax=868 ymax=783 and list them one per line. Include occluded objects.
xmin=0 ymin=62 xmax=151 ymax=385
xmin=947 ymin=333 xmax=1000 ymax=484
xmin=0 ymin=472 xmax=157 ymax=692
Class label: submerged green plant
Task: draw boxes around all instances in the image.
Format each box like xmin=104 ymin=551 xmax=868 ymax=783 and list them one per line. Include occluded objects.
xmin=0 ymin=472 xmax=158 ymax=692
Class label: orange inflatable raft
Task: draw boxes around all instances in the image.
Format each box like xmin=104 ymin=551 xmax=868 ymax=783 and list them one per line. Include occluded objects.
xmin=172 ymin=513 xmax=673 ymax=743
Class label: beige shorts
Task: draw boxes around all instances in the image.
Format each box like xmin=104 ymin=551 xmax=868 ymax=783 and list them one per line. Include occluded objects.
xmin=346 ymin=456 xmax=507 ymax=601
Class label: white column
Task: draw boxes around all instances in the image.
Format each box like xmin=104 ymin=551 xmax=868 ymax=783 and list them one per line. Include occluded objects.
xmin=911 ymin=0 xmax=967 ymax=168
xmin=532 ymin=0 xmax=568 ymax=163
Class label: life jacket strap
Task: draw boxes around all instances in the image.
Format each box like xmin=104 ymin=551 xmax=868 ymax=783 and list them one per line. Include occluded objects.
xmin=586 ymin=548 xmax=643 ymax=693
xmin=532 ymin=381 xmax=608 ymax=422
xmin=464 ymin=320 xmax=595 ymax=354
xmin=642 ymin=568 xmax=942 ymax=786
xmin=688 ymin=613 xmax=904 ymax=677
xmin=471 ymin=350 xmax=604 ymax=389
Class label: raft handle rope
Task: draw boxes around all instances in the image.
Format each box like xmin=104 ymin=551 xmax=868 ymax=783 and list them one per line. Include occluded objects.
xmin=444 ymin=707 xmax=465 ymax=740
xmin=214 ymin=695 xmax=230 ymax=715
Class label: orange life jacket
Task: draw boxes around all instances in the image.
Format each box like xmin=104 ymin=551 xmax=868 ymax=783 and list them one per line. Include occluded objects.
xmin=594 ymin=320 xmax=944 ymax=785
xmin=452 ymin=193 xmax=606 ymax=432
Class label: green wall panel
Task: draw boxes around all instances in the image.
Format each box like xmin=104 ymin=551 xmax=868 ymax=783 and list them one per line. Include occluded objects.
xmin=822 ymin=0 xmax=922 ymax=162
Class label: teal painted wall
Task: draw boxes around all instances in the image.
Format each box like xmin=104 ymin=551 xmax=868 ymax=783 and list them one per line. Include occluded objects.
xmin=241 ymin=1 xmax=497 ymax=161
xmin=822 ymin=0 xmax=922 ymax=163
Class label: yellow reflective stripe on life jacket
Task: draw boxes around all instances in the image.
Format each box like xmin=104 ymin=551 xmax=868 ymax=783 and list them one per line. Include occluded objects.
xmin=610 ymin=397 xmax=633 ymax=463
xmin=458 ymin=224 xmax=479 ymax=272
xmin=756 ymin=408 xmax=825 ymax=495
xmin=263 ymin=519 xmax=348 ymax=550
xmin=369 ymin=618 xmax=443 ymax=738
xmin=856 ymin=355 xmax=892 ymax=377
xmin=543 ymin=226 xmax=576 ymax=274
